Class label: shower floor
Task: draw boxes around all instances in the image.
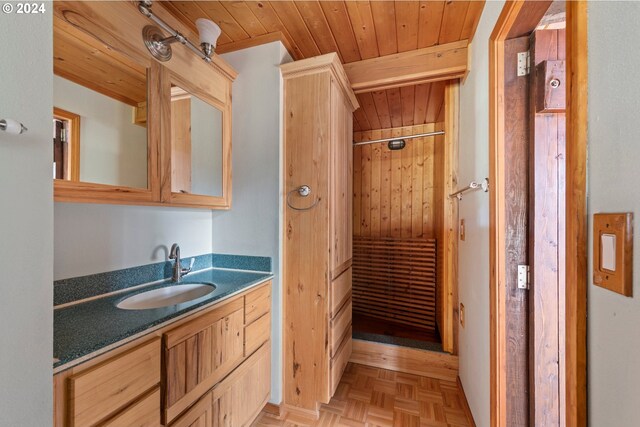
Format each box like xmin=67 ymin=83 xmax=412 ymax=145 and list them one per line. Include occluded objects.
xmin=352 ymin=313 xmax=443 ymax=352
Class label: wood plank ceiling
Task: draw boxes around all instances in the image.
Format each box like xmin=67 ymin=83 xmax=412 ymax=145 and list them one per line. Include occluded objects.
xmin=353 ymin=81 xmax=446 ymax=131
xmin=165 ymin=1 xmax=485 ymax=132
xmin=53 ymin=2 xmax=485 ymax=130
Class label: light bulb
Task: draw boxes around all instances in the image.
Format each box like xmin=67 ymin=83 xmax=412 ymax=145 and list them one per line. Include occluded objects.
xmin=196 ymin=18 xmax=221 ymax=49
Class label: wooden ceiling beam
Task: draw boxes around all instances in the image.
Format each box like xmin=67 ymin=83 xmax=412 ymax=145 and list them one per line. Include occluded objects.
xmin=344 ymin=40 xmax=469 ymax=94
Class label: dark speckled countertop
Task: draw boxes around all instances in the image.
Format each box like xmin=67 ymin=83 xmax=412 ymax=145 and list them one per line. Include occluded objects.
xmin=53 ymin=268 xmax=272 ymax=372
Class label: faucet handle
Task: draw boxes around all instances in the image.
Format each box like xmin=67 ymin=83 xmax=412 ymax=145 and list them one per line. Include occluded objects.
xmin=180 ymin=257 xmax=195 ymax=277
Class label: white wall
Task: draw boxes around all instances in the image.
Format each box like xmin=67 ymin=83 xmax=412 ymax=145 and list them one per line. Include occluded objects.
xmin=458 ymin=2 xmax=504 ymax=426
xmin=54 ymin=204 xmax=213 ymax=280
xmin=588 ymin=3 xmax=640 ymax=425
xmin=53 ymin=76 xmax=147 ymax=188
xmin=215 ymin=41 xmax=292 ymax=404
xmin=0 ymin=10 xmax=53 ymax=427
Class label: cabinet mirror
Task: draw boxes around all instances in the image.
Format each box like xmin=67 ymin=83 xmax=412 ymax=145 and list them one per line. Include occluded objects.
xmin=53 ymin=74 xmax=148 ymax=189
xmin=52 ymin=17 xmax=160 ymax=204
xmin=51 ymin=1 xmax=235 ymax=208
xmin=170 ymin=85 xmax=223 ymax=198
xmin=163 ymin=72 xmax=231 ymax=209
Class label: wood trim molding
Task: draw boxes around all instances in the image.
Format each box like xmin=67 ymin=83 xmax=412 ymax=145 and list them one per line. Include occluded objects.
xmin=442 ymin=81 xmax=460 ymax=355
xmin=457 ymin=376 xmax=477 ymax=427
xmin=565 ymin=2 xmax=588 ymax=426
xmin=344 ymin=40 xmax=469 ymax=94
xmin=350 ymin=339 xmax=458 ymax=382
xmin=489 ymin=2 xmax=540 ymax=426
xmin=53 ymin=107 xmax=81 ymax=182
xmin=280 ymin=404 xmax=320 ymax=421
xmin=280 ymin=53 xmax=359 ymax=111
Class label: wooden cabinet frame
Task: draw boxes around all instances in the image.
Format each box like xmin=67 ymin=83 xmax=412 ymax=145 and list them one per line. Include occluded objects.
xmin=159 ymin=68 xmax=233 ymax=210
xmin=52 ymin=1 xmax=236 ymax=209
xmin=53 ymin=60 xmax=163 ymax=206
xmin=281 ymin=53 xmax=358 ymax=416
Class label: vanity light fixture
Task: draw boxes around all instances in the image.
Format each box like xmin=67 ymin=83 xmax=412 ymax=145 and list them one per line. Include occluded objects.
xmin=0 ymin=118 xmax=28 ymax=135
xmin=138 ymin=0 xmax=221 ymax=63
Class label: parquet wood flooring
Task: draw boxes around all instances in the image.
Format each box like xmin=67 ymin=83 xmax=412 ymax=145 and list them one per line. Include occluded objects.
xmin=252 ymin=363 xmax=473 ymax=427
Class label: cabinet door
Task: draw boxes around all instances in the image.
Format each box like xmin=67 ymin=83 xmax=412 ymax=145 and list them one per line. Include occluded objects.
xmin=100 ymin=388 xmax=161 ymax=427
xmin=164 ymin=299 xmax=244 ymax=422
xmin=330 ymin=79 xmax=354 ymax=279
xmin=212 ymin=342 xmax=271 ymax=427
xmin=170 ymin=392 xmax=213 ymax=427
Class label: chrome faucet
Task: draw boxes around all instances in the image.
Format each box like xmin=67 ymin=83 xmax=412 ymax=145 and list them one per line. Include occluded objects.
xmin=169 ymin=243 xmax=193 ymax=282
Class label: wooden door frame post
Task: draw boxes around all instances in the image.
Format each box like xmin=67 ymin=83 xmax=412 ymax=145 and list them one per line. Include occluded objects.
xmin=442 ymin=80 xmax=460 ymax=354
xmin=565 ymin=3 xmax=588 ymax=426
xmin=489 ymin=1 xmax=588 ymax=426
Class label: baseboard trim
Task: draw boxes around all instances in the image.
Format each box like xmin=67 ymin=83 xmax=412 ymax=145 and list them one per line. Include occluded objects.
xmin=350 ymin=339 xmax=459 ymax=381
xmin=263 ymin=402 xmax=282 ymax=418
xmin=280 ymin=403 xmax=320 ymax=421
xmin=457 ymin=376 xmax=477 ymax=427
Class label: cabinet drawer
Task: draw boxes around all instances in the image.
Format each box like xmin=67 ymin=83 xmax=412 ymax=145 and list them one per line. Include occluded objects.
xmin=330 ymin=329 xmax=352 ymax=398
xmin=69 ymin=338 xmax=161 ymax=427
xmin=245 ymin=312 xmax=271 ymax=356
xmin=330 ymin=298 xmax=352 ymax=358
xmin=245 ymin=283 xmax=271 ymax=324
xmin=330 ymin=268 xmax=351 ymax=318
xmin=100 ymin=387 xmax=160 ymax=427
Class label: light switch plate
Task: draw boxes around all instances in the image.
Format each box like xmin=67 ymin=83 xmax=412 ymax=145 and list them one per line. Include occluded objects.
xmin=593 ymin=213 xmax=633 ymax=297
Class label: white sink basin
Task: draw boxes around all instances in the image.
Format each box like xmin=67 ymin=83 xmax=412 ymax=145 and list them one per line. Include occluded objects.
xmin=116 ymin=283 xmax=216 ymax=310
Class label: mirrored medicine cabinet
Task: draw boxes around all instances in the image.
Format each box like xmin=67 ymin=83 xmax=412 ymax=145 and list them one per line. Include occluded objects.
xmin=52 ymin=0 xmax=235 ymax=209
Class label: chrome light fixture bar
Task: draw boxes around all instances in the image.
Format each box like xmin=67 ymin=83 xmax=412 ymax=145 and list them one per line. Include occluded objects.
xmin=138 ymin=0 xmax=220 ymax=63
xmin=352 ymin=130 xmax=445 ymax=147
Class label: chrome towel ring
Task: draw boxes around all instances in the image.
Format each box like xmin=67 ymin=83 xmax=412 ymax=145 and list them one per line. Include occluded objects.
xmin=286 ymin=185 xmax=319 ymax=211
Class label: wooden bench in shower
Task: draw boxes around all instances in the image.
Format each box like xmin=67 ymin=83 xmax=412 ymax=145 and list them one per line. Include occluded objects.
xmin=352 ymin=236 xmax=437 ymax=333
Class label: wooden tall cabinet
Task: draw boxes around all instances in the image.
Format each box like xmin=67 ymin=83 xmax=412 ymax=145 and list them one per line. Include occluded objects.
xmin=281 ymin=53 xmax=359 ymax=415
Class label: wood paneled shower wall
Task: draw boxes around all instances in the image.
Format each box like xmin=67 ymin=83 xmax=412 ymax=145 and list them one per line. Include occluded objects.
xmin=352 ymin=123 xmax=445 ymax=335
xmin=353 ymin=123 xmax=443 ymax=239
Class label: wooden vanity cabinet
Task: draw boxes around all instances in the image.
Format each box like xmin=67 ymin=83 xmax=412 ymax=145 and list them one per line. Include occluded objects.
xmin=54 ymin=281 xmax=271 ymax=427
xmin=167 ymin=284 xmax=271 ymax=426
xmin=281 ymin=53 xmax=358 ymax=414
